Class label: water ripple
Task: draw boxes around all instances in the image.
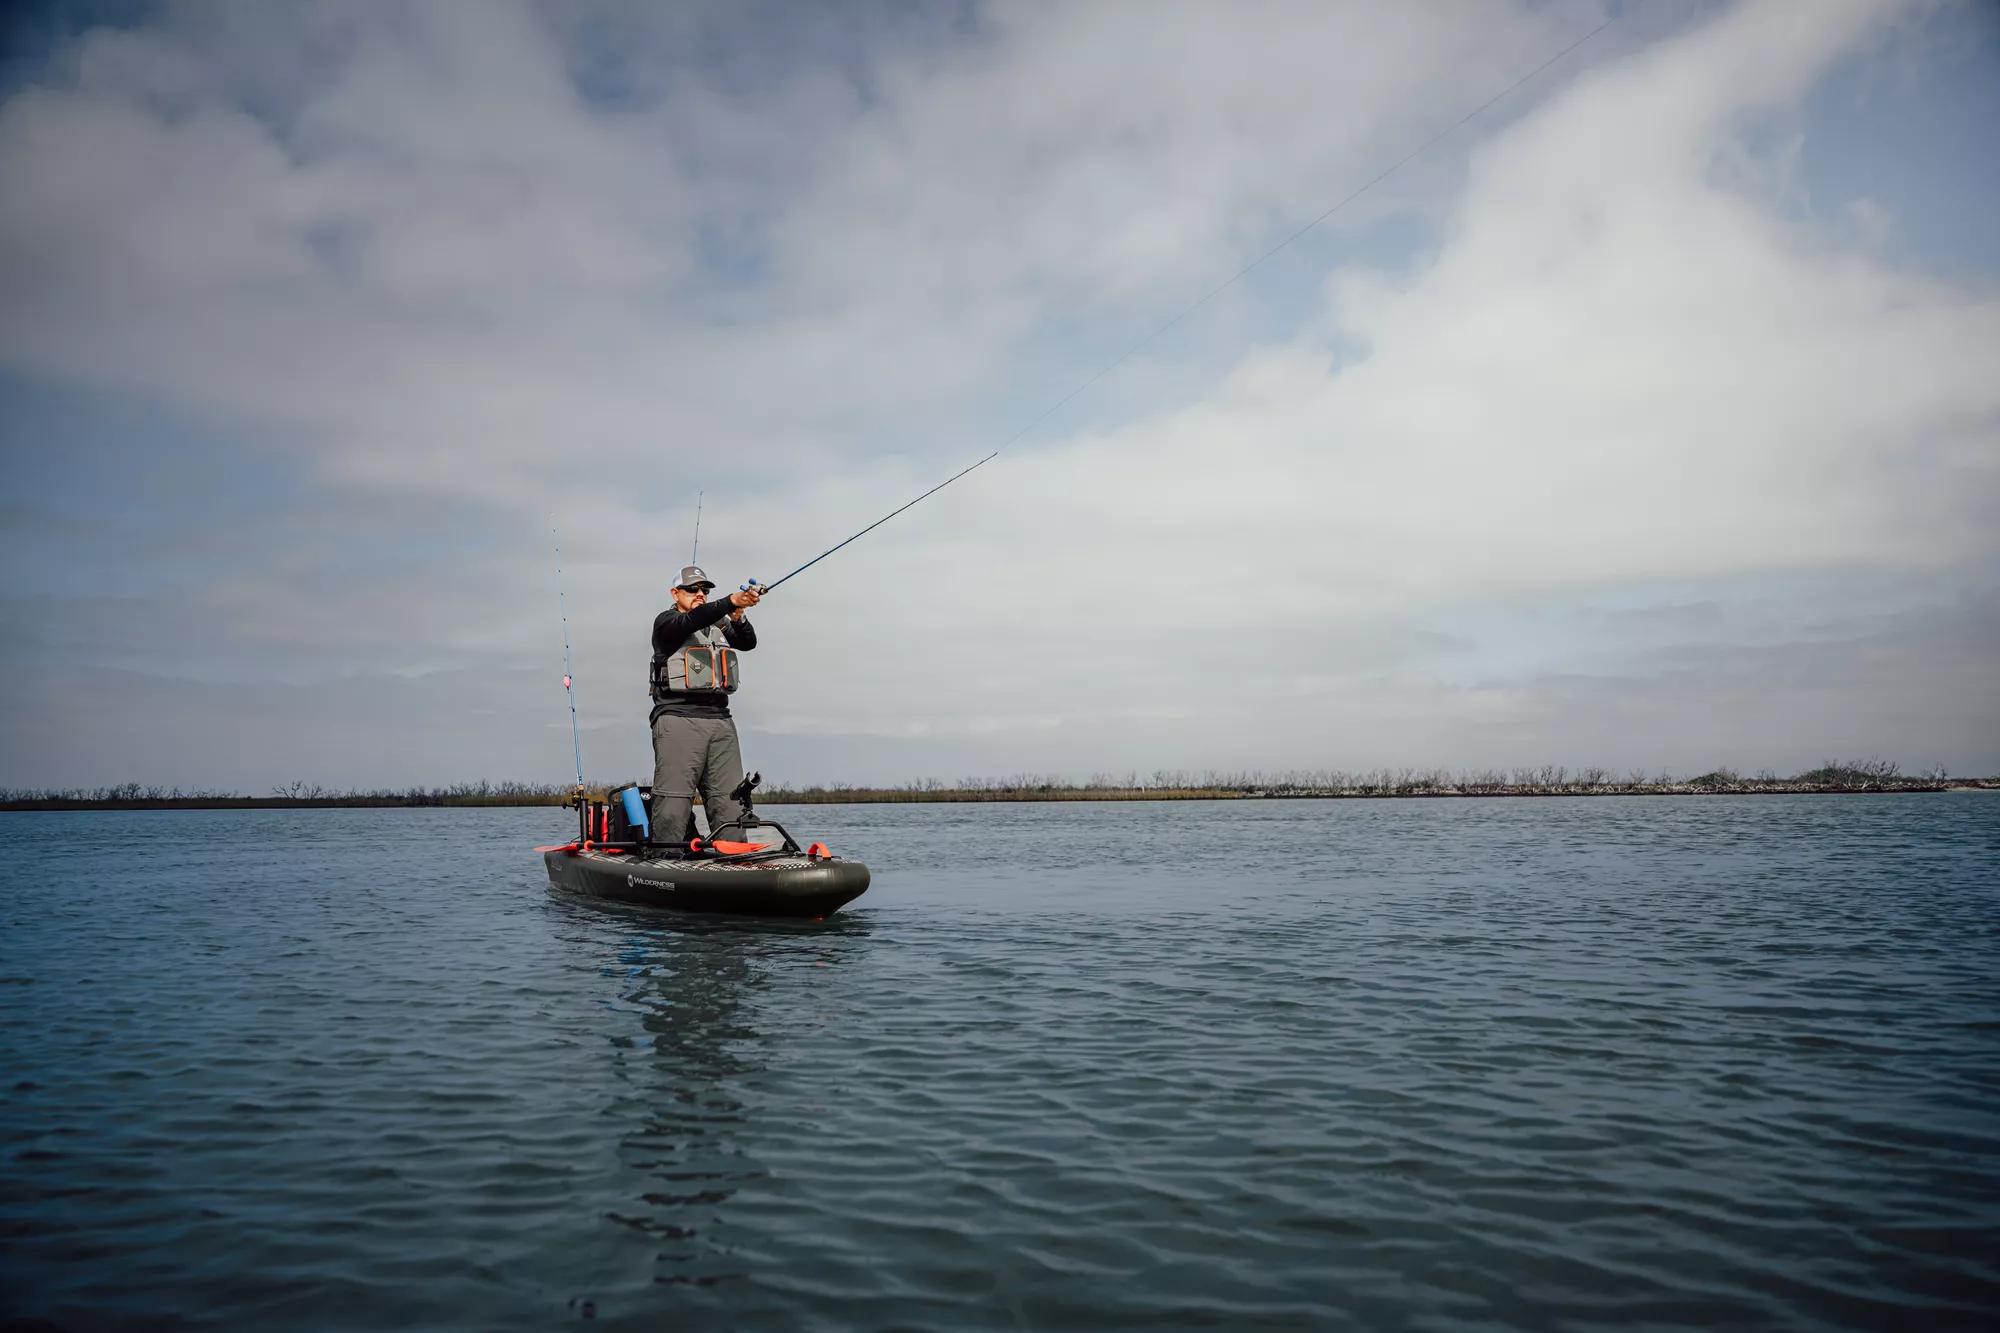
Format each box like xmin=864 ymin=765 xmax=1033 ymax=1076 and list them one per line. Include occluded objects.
xmin=1 ymin=796 xmax=1997 ymax=1329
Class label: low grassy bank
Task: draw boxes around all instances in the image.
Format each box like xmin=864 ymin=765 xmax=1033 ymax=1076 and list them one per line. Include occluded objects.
xmin=760 ymin=763 xmax=1988 ymax=803
xmin=0 ymin=781 xmax=580 ymax=811
xmin=3 ymin=764 xmax=1992 ymax=811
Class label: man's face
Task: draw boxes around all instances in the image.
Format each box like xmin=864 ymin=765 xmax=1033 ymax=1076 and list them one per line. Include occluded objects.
xmin=672 ymin=584 xmax=709 ymax=612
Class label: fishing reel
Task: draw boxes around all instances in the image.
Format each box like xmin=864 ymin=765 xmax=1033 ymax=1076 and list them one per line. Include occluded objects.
xmin=739 ymin=578 xmax=767 ymax=597
xmin=730 ymin=770 xmax=762 ymax=818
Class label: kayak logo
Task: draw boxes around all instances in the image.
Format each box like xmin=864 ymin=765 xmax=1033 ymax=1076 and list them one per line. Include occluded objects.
xmin=627 ymin=874 xmax=674 ymax=891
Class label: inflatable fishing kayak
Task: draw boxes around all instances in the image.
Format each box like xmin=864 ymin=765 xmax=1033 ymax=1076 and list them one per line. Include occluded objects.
xmin=539 ymin=777 xmax=869 ymax=919
xmin=544 ymin=845 xmax=870 ymax=918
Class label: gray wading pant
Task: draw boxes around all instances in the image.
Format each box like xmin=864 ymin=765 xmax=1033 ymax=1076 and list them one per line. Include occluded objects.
xmin=650 ymin=713 xmax=748 ymax=843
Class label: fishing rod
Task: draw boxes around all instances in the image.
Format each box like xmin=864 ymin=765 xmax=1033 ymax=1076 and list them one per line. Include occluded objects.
xmin=743 ymin=13 xmax=1614 ymax=600
xmin=759 ymin=450 xmax=998 ymax=594
xmin=550 ymin=518 xmax=585 ymax=789
xmin=690 ymin=489 xmax=703 ymax=565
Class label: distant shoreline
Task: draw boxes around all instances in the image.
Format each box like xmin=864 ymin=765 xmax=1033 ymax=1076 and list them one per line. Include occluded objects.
xmin=4 ymin=776 xmax=1993 ymax=812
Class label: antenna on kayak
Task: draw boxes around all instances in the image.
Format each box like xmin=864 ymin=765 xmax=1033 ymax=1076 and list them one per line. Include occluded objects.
xmin=551 ymin=517 xmax=585 ymax=790
xmin=758 ymin=12 xmax=1614 ymax=597
xmin=690 ymin=489 xmax=703 ymax=565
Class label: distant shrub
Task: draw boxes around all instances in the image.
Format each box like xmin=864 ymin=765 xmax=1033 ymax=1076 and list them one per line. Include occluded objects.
xmin=1795 ymin=759 xmax=1901 ymax=785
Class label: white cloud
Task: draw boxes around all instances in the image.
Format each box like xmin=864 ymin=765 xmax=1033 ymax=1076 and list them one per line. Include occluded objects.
xmin=2 ymin=0 xmax=1996 ymax=786
xmin=0 ymin=1 xmax=1593 ymax=475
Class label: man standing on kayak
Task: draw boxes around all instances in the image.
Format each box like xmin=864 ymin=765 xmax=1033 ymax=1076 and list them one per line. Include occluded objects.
xmin=649 ymin=564 xmax=761 ymax=843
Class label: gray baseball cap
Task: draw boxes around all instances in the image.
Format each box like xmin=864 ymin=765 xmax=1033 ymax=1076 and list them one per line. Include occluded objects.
xmin=675 ymin=565 xmax=715 ymax=591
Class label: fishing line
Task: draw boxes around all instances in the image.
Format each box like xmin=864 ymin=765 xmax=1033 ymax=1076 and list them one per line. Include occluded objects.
xmin=760 ymin=12 xmax=1616 ymax=595
xmin=551 ymin=518 xmax=585 ymax=789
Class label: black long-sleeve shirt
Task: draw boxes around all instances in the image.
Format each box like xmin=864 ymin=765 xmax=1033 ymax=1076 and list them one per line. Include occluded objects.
xmin=649 ymin=598 xmax=756 ymax=720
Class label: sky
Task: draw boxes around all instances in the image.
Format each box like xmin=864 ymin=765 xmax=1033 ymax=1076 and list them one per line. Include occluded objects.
xmin=1 ymin=0 xmax=1996 ymax=793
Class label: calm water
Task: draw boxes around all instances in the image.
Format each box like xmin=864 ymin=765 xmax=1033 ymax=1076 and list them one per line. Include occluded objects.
xmin=2 ymin=796 xmax=1997 ymax=1330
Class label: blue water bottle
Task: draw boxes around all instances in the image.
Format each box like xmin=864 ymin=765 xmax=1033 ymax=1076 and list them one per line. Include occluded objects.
xmin=619 ymin=785 xmax=650 ymax=841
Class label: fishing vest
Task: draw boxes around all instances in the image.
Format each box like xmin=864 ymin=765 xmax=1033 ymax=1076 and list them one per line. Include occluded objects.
xmin=650 ymin=620 xmax=741 ymax=700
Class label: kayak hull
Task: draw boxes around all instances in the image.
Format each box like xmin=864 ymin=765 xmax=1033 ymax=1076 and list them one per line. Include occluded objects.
xmin=544 ymin=847 xmax=870 ymax=918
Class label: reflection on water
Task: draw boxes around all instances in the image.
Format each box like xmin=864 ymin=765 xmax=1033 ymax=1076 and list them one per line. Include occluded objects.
xmin=568 ymin=905 xmax=871 ymax=1289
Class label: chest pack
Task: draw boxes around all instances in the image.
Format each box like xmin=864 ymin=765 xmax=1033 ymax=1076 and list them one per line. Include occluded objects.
xmin=650 ymin=620 xmax=741 ymax=699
